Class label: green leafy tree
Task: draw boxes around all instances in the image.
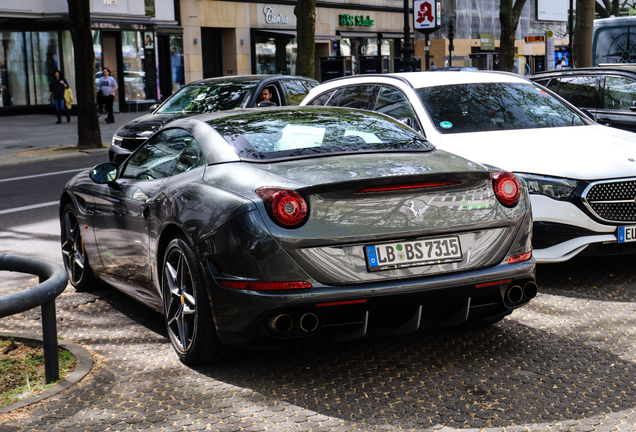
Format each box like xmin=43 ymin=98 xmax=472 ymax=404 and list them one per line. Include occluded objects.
xmin=294 ymin=0 xmax=316 ymax=79
xmin=67 ymin=0 xmax=102 ymax=148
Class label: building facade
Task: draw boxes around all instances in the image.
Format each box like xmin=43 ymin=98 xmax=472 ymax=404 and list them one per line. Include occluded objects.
xmin=0 ymin=0 xmax=567 ymax=114
xmin=182 ymin=0 xmax=566 ymax=83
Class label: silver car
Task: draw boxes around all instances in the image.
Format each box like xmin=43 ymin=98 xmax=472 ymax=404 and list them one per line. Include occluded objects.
xmin=61 ymin=107 xmax=536 ymax=365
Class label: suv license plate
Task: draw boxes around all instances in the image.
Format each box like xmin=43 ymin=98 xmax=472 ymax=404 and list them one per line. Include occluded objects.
xmin=618 ymin=226 xmax=636 ymax=243
xmin=365 ymin=236 xmax=462 ymax=272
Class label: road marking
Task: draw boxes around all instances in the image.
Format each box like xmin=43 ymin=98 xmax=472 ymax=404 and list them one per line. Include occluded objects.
xmin=0 ymin=168 xmax=90 ymax=183
xmin=0 ymin=201 xmax=59 ymax=215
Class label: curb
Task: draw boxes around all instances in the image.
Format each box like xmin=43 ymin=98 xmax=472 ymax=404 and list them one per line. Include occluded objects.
xmin=0 ymin=332 xmax=93 ymax=414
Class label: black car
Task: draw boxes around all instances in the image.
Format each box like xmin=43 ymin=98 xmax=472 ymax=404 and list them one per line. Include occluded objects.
xmin=109 ymin=75 xmax=318 ymax=164
xmin=528 ymin=67 xmax=636 ymax=133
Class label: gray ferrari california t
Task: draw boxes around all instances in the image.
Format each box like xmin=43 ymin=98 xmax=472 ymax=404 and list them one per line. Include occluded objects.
xmin=60 ymin=107 xmax=536 ymax=364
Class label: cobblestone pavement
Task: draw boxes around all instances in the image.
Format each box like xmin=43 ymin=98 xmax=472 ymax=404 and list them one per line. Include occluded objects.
xmin=1 ymin=254 xmax=635 ymax=431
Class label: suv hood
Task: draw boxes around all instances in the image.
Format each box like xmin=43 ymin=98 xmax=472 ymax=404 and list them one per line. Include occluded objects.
xmin=437 ymin=125 xmax=636 ymax=180
xmin=115 ymin=113 xmax=188 ymax=138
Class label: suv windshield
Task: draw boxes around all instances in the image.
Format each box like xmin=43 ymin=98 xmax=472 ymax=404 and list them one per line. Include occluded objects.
xmin=417 ymin=82 xmax=587 ymax=134
xmin=156 ymin=81 xmax=257 ymax=114
xmin=210 ymin=108 xmax=433 ymax=161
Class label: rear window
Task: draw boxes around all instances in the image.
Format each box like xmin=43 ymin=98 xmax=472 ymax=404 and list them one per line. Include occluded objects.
xmin=208 ymin=108 xmax=433 ymax=161
xmin=156 ymin=81 xmax=257 ymax=114
xmin=417 ymin=82 xmax=586 ymax=134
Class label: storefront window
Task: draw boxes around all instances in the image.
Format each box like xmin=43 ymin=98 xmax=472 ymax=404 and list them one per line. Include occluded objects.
xmin=255 ymin=34 xmax=296 ymax=75
xmin=122 ymin=31 xmax=147 ymax=101
xmin=360 ymin=38 xmax=379 ymax=56
xmin=381 ymin=39 xmax=391 ymax=56
xmin=30 ymin=31 xmax=61 ymax=106
xmin=169 ymin=35 xmax=184 ymax=92
xmin=256 ymin=37 xmax=276 ymax=74
xmin=93 ymin=30 xmax=103 ymax=76
xmin=286 ymin=38 xmax=296 ymax=76
xmin=340 ymin=39 xmax=352 ymax=56
xmin=61 ymin=31 xmax=76 ymax=99
xmin=0 ymin=32 xmax=27 ymax=107
xmin=25 ymin=33 xmax=35 ymax=105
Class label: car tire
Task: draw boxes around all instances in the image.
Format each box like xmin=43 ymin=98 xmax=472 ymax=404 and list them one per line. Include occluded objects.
xmin=162 ymin=235 xmax=234 ymax=364
xmin=61 ymin=204 xmax=98 ymax=292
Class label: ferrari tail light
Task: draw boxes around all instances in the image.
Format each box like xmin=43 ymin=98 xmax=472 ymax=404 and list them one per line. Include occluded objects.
xmin=508 ymin=251 xmax=532 ymax=264
xmin=354 ymin=181 xmax=461 ymax=194
xmin=218 ymin=280 xmax=312 ymax=290
xmin=491 ymin=172 xmax=521 ymax=207
xmin=256 ymin=187 xmax=309 ymax=228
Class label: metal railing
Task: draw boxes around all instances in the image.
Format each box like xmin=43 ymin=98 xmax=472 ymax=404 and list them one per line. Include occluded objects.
xmin=0 ymin=253 xmax=68 ymax=384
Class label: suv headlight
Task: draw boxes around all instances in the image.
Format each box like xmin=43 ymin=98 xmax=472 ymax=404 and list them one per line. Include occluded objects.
xmin=112 ymin=136 xmax=123 ymax=147
xmin=515 ymin=173 xmax=578 ymax=200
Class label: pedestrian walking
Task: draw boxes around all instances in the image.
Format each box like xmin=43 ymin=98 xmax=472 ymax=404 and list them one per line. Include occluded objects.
xmin=48 ymin=69 xmax=71 ymax=124
xmin=555 ymin=58 xmax=564 ymax=70
xmin=98 ymin=67 xmax=118 ymax=124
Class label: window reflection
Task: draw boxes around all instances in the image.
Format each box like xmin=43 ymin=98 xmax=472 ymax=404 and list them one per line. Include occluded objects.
xmin=0 ymin=32 xmax=27 ymax=107
xmin=122 ymin=31 xmax=147 ymax=101
xmin=417 ymin=83 xmax=587 ymax=134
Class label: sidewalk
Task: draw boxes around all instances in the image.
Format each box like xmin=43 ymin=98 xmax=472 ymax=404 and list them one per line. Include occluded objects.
xmin=0 ymin=111 xmax=148 ymax=165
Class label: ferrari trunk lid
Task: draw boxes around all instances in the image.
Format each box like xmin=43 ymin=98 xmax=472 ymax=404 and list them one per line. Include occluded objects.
xmin=231 ymin=152 xmax=529 ymax=285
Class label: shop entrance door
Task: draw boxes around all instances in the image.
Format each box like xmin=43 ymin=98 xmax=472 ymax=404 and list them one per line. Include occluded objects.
xmin=157 ymin=35 xmax=172 ymax=101
xmin=201 ymin=28 xmax=223 ymax=78
xmin=101 ymin=32 xmax=120 ymax=112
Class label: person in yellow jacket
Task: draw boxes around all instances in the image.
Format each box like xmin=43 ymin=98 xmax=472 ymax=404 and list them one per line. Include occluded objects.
xmin=48 ymin=69 xmax=71 ymax=124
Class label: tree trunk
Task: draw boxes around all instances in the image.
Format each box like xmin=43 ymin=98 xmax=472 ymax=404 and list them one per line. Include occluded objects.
xmin=294 ymin=0 xmax=316 ymax=79
xmin=67 ymin=0 xmax=102 ymax=149
xmin=573 ymin=0 xmax=595 ymax=67
xmin=499 ymin=0 xmax=527 ymax=72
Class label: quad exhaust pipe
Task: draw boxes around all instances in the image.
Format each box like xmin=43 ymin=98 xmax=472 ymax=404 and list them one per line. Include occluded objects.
xmin=299 ymin=313 xmax=319 ymax=332
xmin=267 ymin=314 xmax=293 ymax=334
xmin=505 ymin=280 xmax=538 ymax=306
xmin=267 ymin=312 xmax=320 ymax=334
xmin=523 ymin=281 xmax=538 ymax=299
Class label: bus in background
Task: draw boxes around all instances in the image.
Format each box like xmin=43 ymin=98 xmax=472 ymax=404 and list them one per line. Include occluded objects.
xmin=593 ymin=16 xmax=636 ymax=66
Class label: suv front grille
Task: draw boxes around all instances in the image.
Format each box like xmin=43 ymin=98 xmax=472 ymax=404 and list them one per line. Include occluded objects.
xmin=120 ymin=137 xmax=146 ymax=151
xmin=582 ymin=179 xmax=636 ymax=223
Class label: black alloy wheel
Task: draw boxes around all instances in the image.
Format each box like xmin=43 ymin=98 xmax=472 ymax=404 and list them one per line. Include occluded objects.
xmin=61 ymin=204 xmax=97 ymax=292
xmin=162 ymin=235 xmax=233 ymax=364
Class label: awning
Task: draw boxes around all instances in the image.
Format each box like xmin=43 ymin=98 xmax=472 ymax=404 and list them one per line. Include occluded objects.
xmin=256 ymin=29 xmax=339 ymax=40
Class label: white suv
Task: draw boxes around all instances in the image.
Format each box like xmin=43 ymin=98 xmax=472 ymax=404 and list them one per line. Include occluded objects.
xmin=301 ymin=71 xmax=636 ymax=263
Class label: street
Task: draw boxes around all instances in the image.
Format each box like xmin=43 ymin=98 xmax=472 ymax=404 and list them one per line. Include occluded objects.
xmin=0 ymin=153 xmax=108 ymax=292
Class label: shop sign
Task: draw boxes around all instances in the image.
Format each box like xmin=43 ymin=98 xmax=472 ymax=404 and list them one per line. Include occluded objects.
xmin=144 ymin=32 xmax=155 ymax=50
xmin=264 ymin=6 xmax=290 ymax=25
xmin=480 ymin=33 xmax=495 ymax=51
xmin=103 ymin=0 xmax=117 ymax=5
xmin=524 ymin=35 xmax=545 ymax=43
xmin=339 ymin=14 xmax=374 ymax=27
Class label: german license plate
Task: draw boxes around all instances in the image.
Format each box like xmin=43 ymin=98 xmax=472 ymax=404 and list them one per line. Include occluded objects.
xmin=365 ymin=236 xmax=462 ymax=272
xmin=618 ymin=225 xmax=636 ymax=243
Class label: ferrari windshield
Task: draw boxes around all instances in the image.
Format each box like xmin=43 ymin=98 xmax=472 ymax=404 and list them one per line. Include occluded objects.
xmin=210 ymin=108 xmax=433 ymax=161
xmin=156 ymin=81 xmax=257 ymax=114
xmin=416 ymin=82 xmax=587 ymax=134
